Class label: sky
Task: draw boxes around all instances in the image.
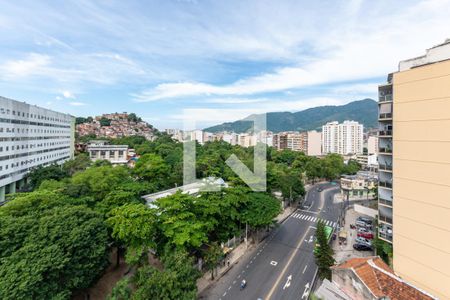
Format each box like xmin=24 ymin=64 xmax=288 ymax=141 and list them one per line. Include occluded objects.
xmin=0 ymin=0 xmax=450 ymax=130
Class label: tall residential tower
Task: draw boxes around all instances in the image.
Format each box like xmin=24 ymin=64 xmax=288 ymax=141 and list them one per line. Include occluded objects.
xmin=377 ymin=40 xmax=450 ymax=299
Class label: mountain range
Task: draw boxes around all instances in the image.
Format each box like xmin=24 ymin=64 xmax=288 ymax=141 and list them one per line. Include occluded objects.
xmin=204 ymin=98 xmax=378 ymax=133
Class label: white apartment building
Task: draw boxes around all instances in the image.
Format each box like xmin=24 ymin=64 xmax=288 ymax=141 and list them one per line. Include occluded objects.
xmin=367 ymin=135 xmax=379 ymax=155
xmin=86 ymin=140 xmax=128 ymax=165
xmin=322 ymin=121 xmax=363 ymax=155
xmin=0 ymin=96 xmax=75 ymax=202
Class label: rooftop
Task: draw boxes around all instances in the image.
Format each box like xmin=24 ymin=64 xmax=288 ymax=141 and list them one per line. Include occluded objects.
xmin=333 ymin=257 xmax=436 ymax=300
xmin=399 ymin=38 xmax=450 ymax=71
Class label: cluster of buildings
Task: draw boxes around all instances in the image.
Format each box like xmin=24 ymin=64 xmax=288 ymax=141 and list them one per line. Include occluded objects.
xmin=0 ymin=96 xmax=75 ymax=202
xmin=374 ymin=40 xmax=450 ymax=299
xmin=166 ymin=121 xmax=377 ymax=163
xmin=76 ymin=112 xmax=155 ymax=140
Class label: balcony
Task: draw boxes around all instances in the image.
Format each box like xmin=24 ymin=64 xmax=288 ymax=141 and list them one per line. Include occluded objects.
xmin=379 ymin=130 xmax=392 ymax=137
xmin=378 ymin=164 xmax=392 ymax=171
xmin=379 ymin=214 xmax=393 ymax=224
xmin=378 ymin=147 xmax=392 ymax=154
xmin=379 ymin=181 xmax=393 ymax=189
xmin=379 ymin=197 xmax=393 ymax=207
xmin=379 ymin=113 xmax=393 ymax=120
xmin=379 ymin=94 xmax=393 ymax=102
xmin=379 ymin=231 xmax=393 ymax=242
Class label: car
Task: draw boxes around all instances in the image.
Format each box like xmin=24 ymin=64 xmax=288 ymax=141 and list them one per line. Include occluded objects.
xmin=353 ymin=243 xmax=373 ymax=251
xmin=355 ymin=220 xmax=372 ymax=228
xmin=355 ymin=236 xmax=372 ymax=246
xmin=357 ymin=231 xmax=374 ymax=239
xmin=316 ymin=187 xmax=323 ymax=192
xmin=357 ymin=216 xmax=373 ymax=225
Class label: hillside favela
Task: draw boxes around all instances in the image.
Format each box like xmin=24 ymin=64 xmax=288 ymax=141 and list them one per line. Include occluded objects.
xmin=0 ymin=1 xmax=449 ymax=300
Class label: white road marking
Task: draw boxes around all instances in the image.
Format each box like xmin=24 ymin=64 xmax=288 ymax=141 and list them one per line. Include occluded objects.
xmin=302 ymin=265 xmax=308 ymax=274
xmin=228 ymin=286 xmax=231 ymax=290
xmin=301 ymin=215 xmax=307 ymax=220
xmin=237 ymin=274 xmax=241 ymax=279
xmin=311 ymin=217 xmax=317 ymax=222
xmin=223 ymin=292 xmax=227 ymax=297
xmin=282 ymin=275 xmax=292 ymax=290
xmin=233 ymin=280 xmax=236 ymax=284
xmin=270 ymin=261 xmax=278 ymax=266
xmin=301 ymin=282 xmax=310 ymax=299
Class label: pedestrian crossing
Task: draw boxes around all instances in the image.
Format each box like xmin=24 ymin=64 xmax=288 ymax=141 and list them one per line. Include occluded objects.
xmin=291 ymin=212 xmax=338 ymax=228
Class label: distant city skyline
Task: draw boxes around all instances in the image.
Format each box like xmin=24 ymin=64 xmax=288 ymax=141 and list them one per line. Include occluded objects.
xmin=1 ymin=0 xmax=449 ymax=129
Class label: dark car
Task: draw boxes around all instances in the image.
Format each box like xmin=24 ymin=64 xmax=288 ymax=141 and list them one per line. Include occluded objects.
xmin=353 ymin=243 xmax=373 ymax=251
xmin=357 ymin=216 xmax=373 ymax=225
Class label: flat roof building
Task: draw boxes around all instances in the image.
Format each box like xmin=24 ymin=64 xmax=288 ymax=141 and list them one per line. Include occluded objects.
xmin=0 ymin=96 xmax=75 ymax=202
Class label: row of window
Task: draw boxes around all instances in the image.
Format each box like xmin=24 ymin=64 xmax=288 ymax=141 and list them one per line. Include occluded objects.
xmin=0 ymin=107 xmax=71 ymax=124
xmin=0 ymin=140 xmax=70 ymax=152
xmin=90 ymin=150 xmax=125 ymax=157
xmin=0 ymin=146 xmax=71 ymax=162
xmin=0 ymin=127 xmax=70 ymax=134
xmin=0 ymin=136 xmax=71 ymax=142
xmin=0 ymin=151 xmax=70 ymax=172
xmin=0 ymin=118 xmax=71 ymax=129
xmin=0 ymin=155 xmax=71 ymax=181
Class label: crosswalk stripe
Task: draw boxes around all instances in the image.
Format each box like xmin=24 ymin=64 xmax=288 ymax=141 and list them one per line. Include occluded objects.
xmin=326 ymin=220 xmax=331 ymax=226
xmin=300 ymin=215 xmax=306 ymax=220
xmin=293 ymin=213 xmax=299 ymax=218
xmin=311 ymin=217 xmax=317 ymax=222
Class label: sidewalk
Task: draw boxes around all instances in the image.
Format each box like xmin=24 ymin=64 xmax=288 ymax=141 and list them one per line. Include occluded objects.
xmin=197 ymin=185 xmax=316 ymax=294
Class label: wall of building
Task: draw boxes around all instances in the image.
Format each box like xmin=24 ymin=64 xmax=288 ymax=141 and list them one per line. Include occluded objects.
xmin=307 ymin=130 xmax=322 ymax=156
xmin=0 ymin=96 xmax=74 ymax=201
xmin=392 ymin=58 xmax=450 ymax=300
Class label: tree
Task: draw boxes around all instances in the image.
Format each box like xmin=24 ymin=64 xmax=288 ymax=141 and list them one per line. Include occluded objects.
xmin=241 ymin=193 xmax=281 ymax=229
xmin=99 ymin=117 xmax=111 ymax=126
xmin=107 ymin=203 xmax=157 ymax=265
xmin=203 ymin=242 xmax=223 ymax=279
xmin=133 ymin=153 xmax=170 ymax=189
xmin=0 ymin=205 xmax=109 ymax=300
xmin=314 ymin=220 xmax=335 ymax=280
xmin=305 ymin=157 xmax=323 ymax=183
xmin=108 ymin=251 xmax=200 ymax=300
xmin=62 ymin=153 xmax=91 ymax=176
xmin=28 ymin=164 xmax=69 ymax=190
xmin=155 ymin=192 xmax=217 ymax=252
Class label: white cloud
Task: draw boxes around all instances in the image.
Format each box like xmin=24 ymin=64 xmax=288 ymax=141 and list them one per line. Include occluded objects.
xmin=133 ymin=0 xmax=450 ymax=102
xmin=69 ymin=101 xmax=86 ymax=106
xmin=1 ymin=53 xmax=51 ymax=78
xmin=62 ymin=90 xmax=75 ymax=99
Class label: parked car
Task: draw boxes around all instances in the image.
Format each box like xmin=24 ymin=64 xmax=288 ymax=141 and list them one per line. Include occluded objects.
xmin=316 ymin=187 xmax=323 ymax=192
xmin=355 ymin=220 xmax=372 ymax=229
xmin=353 ymin=243 xmax=373 ymax=251
xmin=357 ymin=216 xmax=373 ymax=225
xmin=357 ymin=231 xmax=374 ymax=239
xmin=355 ymin=236 xmax=372 ymax=246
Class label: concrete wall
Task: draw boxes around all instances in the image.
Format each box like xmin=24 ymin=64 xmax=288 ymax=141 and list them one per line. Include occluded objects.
xmin=392 ymin=58 xmax=450 ymax=300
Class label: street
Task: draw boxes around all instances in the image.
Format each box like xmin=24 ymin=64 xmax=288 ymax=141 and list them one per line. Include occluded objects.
xmin=201 ymin=183 xmax=341 ymax=300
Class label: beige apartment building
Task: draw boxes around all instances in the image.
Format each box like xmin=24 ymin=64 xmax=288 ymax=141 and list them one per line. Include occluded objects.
xmin=378 ymin=40 xmax=450 ymax=299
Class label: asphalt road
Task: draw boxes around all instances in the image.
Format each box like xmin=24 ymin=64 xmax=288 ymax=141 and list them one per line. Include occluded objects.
xmin=201 ymin=183 xmax=341 ymax=300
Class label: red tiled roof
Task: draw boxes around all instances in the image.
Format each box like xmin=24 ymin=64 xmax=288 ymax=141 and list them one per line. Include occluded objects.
xmin=333 ymin=257 xmax=435 ymax=300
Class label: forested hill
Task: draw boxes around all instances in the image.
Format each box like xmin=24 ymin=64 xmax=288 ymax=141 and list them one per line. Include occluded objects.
xmin=204 ymin=98 xmax=377 ymax=133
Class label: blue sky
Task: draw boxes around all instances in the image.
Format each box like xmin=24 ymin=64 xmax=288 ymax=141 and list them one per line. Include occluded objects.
xmin=1 ymin=0 xmax=449 ymax=129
